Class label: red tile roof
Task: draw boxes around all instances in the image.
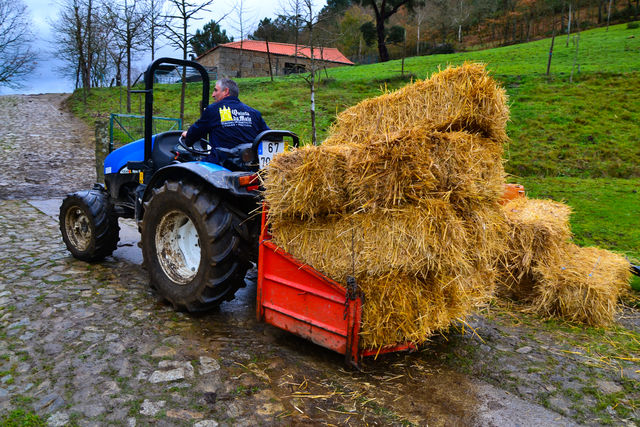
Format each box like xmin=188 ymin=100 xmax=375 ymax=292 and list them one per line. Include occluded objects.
xmin=198 ymin=40 xmax=354 ymax=65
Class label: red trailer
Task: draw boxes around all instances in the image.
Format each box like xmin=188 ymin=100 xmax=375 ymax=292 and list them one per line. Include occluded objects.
xmin=256 ymin=209 xmax=416 ymax=368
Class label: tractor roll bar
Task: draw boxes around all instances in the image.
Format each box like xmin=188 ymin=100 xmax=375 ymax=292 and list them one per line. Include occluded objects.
xmin=252 ymin=130 xmax=300 ymax=151
xmin=143 ymin=58 xmax=211 ymax=166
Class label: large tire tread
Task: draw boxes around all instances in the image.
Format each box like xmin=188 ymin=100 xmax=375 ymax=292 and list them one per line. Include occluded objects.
xmin=141 ymin=180 xmax=250 ymax=312
xmin=59 ymin=189 xmax=120 ymax=262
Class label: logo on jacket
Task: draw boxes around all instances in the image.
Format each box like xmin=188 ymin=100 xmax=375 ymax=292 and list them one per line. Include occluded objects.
xmin=219 ymin=106 xmax=233 ymax=122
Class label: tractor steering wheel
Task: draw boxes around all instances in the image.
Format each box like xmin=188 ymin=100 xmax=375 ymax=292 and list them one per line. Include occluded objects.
xmin=178 ymin=135 xmax=212 ymax=156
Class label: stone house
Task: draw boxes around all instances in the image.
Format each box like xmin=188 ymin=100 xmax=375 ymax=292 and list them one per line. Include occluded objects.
xmin=196 ymin=40 xmax=354 ymax=78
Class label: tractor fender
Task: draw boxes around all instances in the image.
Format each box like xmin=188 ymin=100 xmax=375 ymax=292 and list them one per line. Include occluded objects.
xmin=143 ymin=161 xmax=257 ymax=201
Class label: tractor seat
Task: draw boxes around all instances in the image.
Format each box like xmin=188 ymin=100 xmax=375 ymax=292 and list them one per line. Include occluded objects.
xmin=151 ymin=131 xmax=182 ymax=170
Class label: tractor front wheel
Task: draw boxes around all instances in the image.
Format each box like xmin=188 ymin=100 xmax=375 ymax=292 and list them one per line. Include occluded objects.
xmin=59 ymin=189 xmax=120 ymax=261
xmin=141 ymin=180 xmax=249 ymax=312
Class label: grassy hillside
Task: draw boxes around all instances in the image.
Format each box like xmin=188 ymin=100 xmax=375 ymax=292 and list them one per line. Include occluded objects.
xmin=68 ymin=22 xmax=640 ymax=264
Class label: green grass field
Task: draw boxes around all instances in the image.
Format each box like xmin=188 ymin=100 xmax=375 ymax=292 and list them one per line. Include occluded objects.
xmin=68 ymin=22 xmax=640 ymax=277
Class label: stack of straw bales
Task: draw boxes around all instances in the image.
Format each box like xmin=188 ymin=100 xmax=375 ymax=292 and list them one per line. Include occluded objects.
xmin=500 ymin=197 xmax=631 ymax=326
xmin=262 ymin=63 xmax=509 ymax=348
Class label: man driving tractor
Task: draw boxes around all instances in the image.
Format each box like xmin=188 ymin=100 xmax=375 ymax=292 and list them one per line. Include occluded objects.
xmin=181 ymin=78 xmax=269 ymax=165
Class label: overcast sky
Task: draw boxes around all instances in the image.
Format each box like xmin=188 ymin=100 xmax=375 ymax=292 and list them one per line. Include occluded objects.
xmin=2 ymin=0 xmax=325 ymax=95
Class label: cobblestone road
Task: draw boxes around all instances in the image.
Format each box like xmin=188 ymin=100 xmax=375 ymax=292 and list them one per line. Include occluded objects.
xmin=0 ymin=94 xmax=95 ymax=199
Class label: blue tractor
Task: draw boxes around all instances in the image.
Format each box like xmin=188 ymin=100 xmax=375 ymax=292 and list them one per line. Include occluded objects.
xmin=59 ymin=58 xmax=298 ymax=311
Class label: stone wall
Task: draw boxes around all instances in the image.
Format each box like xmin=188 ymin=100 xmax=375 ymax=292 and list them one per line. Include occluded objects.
xmin=198 ymin=47 xmax=347 ymax=78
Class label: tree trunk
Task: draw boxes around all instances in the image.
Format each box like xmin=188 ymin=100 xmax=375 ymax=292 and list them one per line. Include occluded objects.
xmin=126 ymin=36 xmax=132 ymax=113
xmin=310 ymin=75 xmax=316 ymax=144
xmin=238 ymin=40 xmax=243 ymax=78
xmin=151 ymin=18 xmax=155 ymax=61
xmin=266 ymin=38 xmax=273 ymax=81
xmin=606 ymin=0 xmax=613 ymax=30
xmin=376 ymin=17 xmax=389 ymax=62
xmin=309 ymin=32 xmax=316 ymax=145
xmin=180 ymin=16 xmax=187 ymax=124
xmin=570 ymin=33 xmax=580 ymax=82
xmin=566 ymin=2 xmax=572 ymax=47
xmin=401 ymin=28 xmax=406 ymax=76
xmin=85 ymin=0 xmax=93 ymax=91
xmin=546 ymin=16 xmax=556 ymax=76
xmin=294 ymin=8 xmax=300 ymax=67
xmin=598 ymin=0 xmax=604 ymax=23
xmin=116 ymin=58 xmax=122 ymax=87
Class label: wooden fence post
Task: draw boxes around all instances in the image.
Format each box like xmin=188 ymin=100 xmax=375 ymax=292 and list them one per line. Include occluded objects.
xmin=95 ymin=119 xmax=109 ymax=184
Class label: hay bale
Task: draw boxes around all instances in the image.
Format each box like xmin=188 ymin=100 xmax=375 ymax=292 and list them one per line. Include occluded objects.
xmin=261 ymin=144 xmax=351 ymax=220
xmin=426 ymin=131 xmax=505 ymax=206
xmin=531 ymin=244 xmax=631 ymax=326
xmin=358 ymin=268 xmax=495 ymax=348
xmin=323 ymin=62 xmax=509 ymax=146
xmin=342 ymin=128 xmax=439 ymax=211
xmin=499 ymin=197 xmax=573 ymax=299
xmin=345 ymin=129 xmax=505 ymax=212
xmin=269 ymin=201 xmax=472 ymax=283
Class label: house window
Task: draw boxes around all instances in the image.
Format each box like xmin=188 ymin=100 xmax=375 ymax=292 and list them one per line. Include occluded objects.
xmin=284 ymin=63 xmax=306 ymax=75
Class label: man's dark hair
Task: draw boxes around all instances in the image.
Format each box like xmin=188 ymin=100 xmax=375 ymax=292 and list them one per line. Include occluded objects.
xmin=218 ymin=78 xmax=239 ymax=97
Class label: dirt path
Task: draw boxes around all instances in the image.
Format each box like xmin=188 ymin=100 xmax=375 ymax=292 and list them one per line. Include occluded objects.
xmin=0 ymin=94 xmax=95 ymax=199
xmin=0 ymin=94 xmax=637 ymax=426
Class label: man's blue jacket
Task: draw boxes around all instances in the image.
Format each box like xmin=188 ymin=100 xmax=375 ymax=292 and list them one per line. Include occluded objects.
xmin=185 ymin=96 xmax=269 ymax=163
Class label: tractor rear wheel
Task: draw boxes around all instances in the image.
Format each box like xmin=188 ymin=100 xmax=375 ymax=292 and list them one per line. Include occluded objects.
xmin=141 ymin=180 xmax=249 ymax=312
xmin=59 ymin=189 xmax=120 ymax=261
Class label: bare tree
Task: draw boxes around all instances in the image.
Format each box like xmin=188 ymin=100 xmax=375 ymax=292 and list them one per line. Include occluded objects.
xmin=99 ymin=7 xmax=126 ymax=87
xmin=413 ymin=4 xmax=428 ymax=55
xmin=229 ymin=0 xmax=255 ymax=77
xmin=104 ymin=0 xmax=148 ymax=112
xmin=164 ymin=0 xmax=215 ymax=122
xmin=451 ymin=0 xmax=471 ymax=43
xmin=299 ymin=0 xmax=320 ymax=145
xmin=281 ymin=0 xmax=304 ymax=68
xmin=0 ymin=0 xmax=36 ymax=88
xmin=53 ymin=0 xmax=103 ymax=102
xmin=145 ymin=0 xmax=168 ymax=61
xmin=91 ymin=9 xmax=117 ymax=87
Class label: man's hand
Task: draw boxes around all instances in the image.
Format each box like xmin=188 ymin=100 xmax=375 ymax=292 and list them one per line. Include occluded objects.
xmin=181 ymin=131 xmax=187 ymax=139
